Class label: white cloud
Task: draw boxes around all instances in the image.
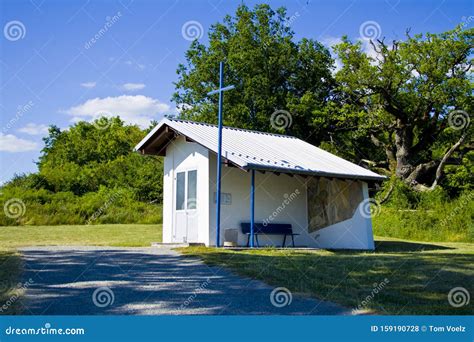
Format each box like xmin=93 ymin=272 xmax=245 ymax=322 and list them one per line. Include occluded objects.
xmin=359 ymin=38 xmax=381 ymax=62
xmin=321 ymin=36 xmax=343 ymax=74
xmin=80 ymin=82 xmax=96 ymax=88
xmin=122 ymin=83 xmax=146 ymax=91
xmin=321 ymin=36 xmax=342 ymax=49
xmin=0 ymin=134 xmax=38 ymax=152
xmin=18 ymin=123 xmax=49 ymax=135
xmin=64 ymin=95 xmax=171 ymax=128
xmin=323 ymin=35 xmax=384 ymax=73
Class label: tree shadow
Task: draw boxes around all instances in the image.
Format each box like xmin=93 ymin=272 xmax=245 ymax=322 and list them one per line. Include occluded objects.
xmin=374 ymin=240 xmax=455 ymax=253
xmin=15 ymin=248 xmax=348 ymax=315
xmin=182 ymin=245 xmax=473 ymax=315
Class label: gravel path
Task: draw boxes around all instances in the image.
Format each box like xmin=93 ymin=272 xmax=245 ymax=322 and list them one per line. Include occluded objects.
xmin=19 ymin=246 xmax=351 ymax=315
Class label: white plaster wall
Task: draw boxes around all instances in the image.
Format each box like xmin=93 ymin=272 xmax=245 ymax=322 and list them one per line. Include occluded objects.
xmin=310 ymin=182 xmax=375 ymax=250
xmin=165 ymin=144 xmax=374 ymax=249
xmin=208 ymin=154 xmax=309 ymax=247
xmin=208 ymin=153 xmax=374 ymax=249
xmin=162 ymin=136 xmax=209 ymax=244
xmin=162 ymin=147 xmax=173 ymax=244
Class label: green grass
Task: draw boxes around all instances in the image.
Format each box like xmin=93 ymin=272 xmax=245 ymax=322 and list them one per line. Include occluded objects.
xmin=373 ymin=189 xmax=473 ymax=243
xmin=179 ymin=237 xmax=474 ymax=315
xmin=2 ymin=224 xmax=472 ymax=315
xmin=373 ymin=207 xmax=473 ymax=243
xmin=0 ymin=224 xmax=162 ymax=249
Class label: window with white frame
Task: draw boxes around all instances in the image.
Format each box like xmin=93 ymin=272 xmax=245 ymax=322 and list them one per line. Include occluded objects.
xmin=176 ymin=170 xmax=197 ymax=210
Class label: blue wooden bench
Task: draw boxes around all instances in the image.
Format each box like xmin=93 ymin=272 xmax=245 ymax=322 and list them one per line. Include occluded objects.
xmin=240 ymin=222 xmax=299 ymax=247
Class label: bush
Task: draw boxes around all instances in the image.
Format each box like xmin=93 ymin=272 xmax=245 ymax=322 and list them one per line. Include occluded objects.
xmin=0 ymin=186 xmax=162 ymax=226
xmin=374 ymin=183 xmax=473 ymax=242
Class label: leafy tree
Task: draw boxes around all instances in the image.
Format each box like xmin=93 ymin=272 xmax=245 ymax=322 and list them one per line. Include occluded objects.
xmin=37 ymin=117 xmax=163 ymax=201
xmin=173 ymin=4 xmax=335 ymax=143
xmin=331 ymin=26 xmax=473 ymax=190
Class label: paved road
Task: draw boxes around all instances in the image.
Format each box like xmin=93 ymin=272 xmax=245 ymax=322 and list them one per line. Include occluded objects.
xmin=19 ymin=246 xmax=351 ymax=315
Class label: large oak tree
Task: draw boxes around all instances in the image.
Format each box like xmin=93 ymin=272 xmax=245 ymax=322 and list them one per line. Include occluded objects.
xmin=173 ymin=4 xmax=335 ymax=144
xmin=331 ymin=27 xmax=473 ymax=190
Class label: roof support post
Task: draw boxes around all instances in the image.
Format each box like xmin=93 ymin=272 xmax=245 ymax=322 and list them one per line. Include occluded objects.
xmin=250 ymin=169 xmax=255 ymax=248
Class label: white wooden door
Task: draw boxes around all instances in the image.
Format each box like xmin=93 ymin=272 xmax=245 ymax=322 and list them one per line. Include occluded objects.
xmin=173 ymin=170 xmax=198 ymax=243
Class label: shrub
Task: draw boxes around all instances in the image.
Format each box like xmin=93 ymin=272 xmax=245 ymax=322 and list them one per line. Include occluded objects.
xmin=0 ymin=186 xmax=162 ymax=226
xmin=373 ymin=187 xmax=473 ymax=242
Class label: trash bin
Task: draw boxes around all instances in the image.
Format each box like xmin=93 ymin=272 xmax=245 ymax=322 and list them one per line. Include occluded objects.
xmin=224 ymin=228 xmax=238 ymax=247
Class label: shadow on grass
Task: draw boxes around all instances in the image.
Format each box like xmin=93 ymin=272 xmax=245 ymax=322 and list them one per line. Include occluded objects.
xmin=181 ymin=244 xmax=474 ymax=315
xmin=0 ymin=250 xmax=22 ymax=315
xmin=374 ymin=240 xmax=455 ymax=252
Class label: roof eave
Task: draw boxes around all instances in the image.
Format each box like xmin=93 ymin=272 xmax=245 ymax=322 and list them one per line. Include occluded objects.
xmin=134 ymin=118 xmax=171 ymax=152
xmin=243 ymin=163 xmax=387 ymax=182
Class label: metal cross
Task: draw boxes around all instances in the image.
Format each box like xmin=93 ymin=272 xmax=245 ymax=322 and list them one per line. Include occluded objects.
xmin=207 ymin=61 xmax=234 ymax=247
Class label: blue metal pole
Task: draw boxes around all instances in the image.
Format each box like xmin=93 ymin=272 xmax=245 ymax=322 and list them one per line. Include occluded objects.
xmin=215 ymin=61 xmax=224 ymax=247
xmin=250 ymin=169 xmax=255 ymax=248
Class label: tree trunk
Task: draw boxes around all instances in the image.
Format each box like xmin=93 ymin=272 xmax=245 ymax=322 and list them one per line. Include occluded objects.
xmin=394 ymin=123 xmax=414 ymax=179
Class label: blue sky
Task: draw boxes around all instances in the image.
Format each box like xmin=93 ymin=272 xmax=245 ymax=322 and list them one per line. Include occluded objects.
xmin=0 ymin=0 xmax=471 ymax=183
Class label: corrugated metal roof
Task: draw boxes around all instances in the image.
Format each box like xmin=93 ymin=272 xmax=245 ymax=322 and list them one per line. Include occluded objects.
xmin=135 ymin=118 xmax=386 ymax=181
